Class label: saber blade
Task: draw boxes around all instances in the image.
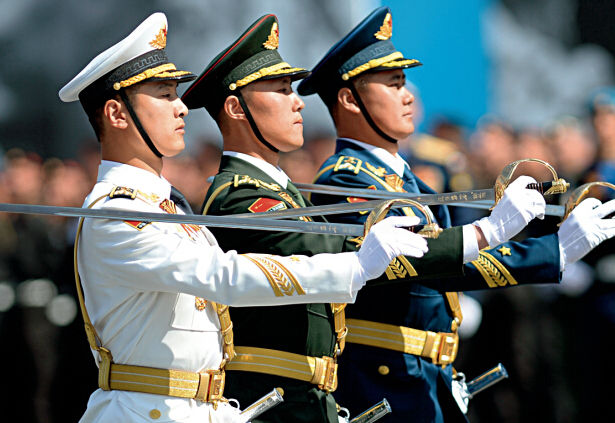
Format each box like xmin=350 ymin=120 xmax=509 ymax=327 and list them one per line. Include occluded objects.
xmin=232 ymin=198 xmax=565 ymax=220
xmin=0 ymin=203 xmax=364 ymax=236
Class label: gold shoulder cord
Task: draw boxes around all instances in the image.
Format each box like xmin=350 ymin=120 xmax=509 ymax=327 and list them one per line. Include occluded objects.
xmin=331 ymin=303 xmax=348 ymax=356
xmin=73 ymin=193 xmax=114 ymax=390
xmin=212 ymin=302 xmax=235 ymax=363
xmin=202 ymin=181 xmax=233 ymax=215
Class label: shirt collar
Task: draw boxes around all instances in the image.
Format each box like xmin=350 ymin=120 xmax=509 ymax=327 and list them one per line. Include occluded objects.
xmin=339 ymin=138 xmax=409 ymax=177
xmin=97 ymin=160 xmax=172 ymax=200
xmin=222 ymin=151 xmax=290 ymax=188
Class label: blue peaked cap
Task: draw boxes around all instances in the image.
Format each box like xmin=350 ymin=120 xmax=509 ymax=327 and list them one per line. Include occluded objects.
xmin=297 ymin=7 xmax=421 ymax=105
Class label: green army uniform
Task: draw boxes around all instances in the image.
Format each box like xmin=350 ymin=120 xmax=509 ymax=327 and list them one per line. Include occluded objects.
xmin=201 ymin=156 xmax=464 ymax=422
xmin=181 ymin=14 xmax=463 ymax=423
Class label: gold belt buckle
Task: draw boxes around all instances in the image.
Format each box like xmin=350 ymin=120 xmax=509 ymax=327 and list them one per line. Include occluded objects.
xmin=318 ymin=356 xmax=338 ymax=393
xmin=198 ymin=369 xmax=225 ymax=404
xmin=436 ymin=333 xmax=458 ymax=366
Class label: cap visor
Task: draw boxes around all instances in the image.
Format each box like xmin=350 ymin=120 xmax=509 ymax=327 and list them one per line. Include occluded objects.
xmin=151 ymin=70 xmax=197 ymax=84
xmin=368 ymin=58 xmax=422 ymax=74
xmin=260 ymin=68 xmax=311 ymax=82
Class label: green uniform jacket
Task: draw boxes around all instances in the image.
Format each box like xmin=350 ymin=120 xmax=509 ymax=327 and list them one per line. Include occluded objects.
xmin=202 ymin=155 xmax=464 ymax=423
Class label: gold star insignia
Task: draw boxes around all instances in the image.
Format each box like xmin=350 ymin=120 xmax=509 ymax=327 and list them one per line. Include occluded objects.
xmin=497 ymin=246 xmax=512 ymax=256
xmin=290 ymin=256 xmax=301 ymax=262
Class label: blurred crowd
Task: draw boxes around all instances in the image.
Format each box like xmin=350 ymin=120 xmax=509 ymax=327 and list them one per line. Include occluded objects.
xmin=1 ymin=88 xmax=615 ymax=423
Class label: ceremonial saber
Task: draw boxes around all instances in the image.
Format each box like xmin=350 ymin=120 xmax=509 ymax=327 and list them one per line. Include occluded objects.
xmin=0 ymin=203 xmax=364 ymax=236
xmin=206 ymin=177 xmax=566 ymax=219
xmin=232 ymin=190 xmax=566 ymax=221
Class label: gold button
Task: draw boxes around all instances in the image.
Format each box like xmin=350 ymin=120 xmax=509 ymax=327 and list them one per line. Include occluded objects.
xmin=113 ymin=82 xmax=121 ymax=91
xmin=229 ymin=83 xmax=237 ymax=91
xmin=378 ymin=365 xmax=390 ymax=376
xmin=149 ymin=409 xmax=161 ymax=420
xmin=341 ymin=73 xmax=349 ymax=81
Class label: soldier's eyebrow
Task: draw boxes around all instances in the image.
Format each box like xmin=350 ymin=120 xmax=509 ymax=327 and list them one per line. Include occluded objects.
xmin=389 ymin=73 xmax=405 ymax=83
xmin=156 ymin=81 xmax=177 ymax=90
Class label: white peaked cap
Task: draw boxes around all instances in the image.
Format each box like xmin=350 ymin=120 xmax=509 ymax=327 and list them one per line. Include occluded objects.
xmin=59 ymin=12 xmax=194 ymax=103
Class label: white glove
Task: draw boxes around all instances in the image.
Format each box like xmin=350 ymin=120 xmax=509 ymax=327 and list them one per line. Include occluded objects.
xmin=354 ymin=216 xmax=428 ymax=282
xmin=558 ymin=198 xmax=615 ymax=269
xmin=475 ymin=175 xmax=546 ymax=246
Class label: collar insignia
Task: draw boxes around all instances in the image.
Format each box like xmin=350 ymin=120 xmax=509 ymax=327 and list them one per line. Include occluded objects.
xmin=365 ymin=161 xmax=387 ymax=177
xmin=374 ymin=12 xmax=392 ymax=40
xmin=149 ymin=26 xmax=167 ymax=49
xmin=263 ymin=22 xmax=279 ymax=50
xmin=159 ymin=198 xmax=177 ymax=214
xmin=385 ymin=174 xmax=406 ymax=192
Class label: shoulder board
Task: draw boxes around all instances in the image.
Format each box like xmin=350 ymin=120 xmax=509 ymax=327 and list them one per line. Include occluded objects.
xmin=108 ymin=186 xmax=160 ymax=204
xmin=202 ymin=174 xmax=282 ymax=215
xmin=333 ymin=155 xmax=362 ymax=174
xmin=233 ymin=174 xmax=282 ymax=192
xmin=332 ymin=156 xmax=388 ymax=178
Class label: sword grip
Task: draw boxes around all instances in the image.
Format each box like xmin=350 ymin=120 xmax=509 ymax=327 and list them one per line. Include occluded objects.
xmin=349 ymin=398 xmax=392 ymax=423
xmin=526 ymin=179 xmax=569 ymax=195
xmin=403 ymin=223 xmax=442 ymax=239
xmin=466 ymin=363 xmax=508 ymax=397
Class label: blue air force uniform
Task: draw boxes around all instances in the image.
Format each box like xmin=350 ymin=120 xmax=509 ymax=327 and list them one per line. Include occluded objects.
xmin=310 ymin=139 xmax=561 ymax=422
xmin=296 ymin=6 xmax=562 ymax=421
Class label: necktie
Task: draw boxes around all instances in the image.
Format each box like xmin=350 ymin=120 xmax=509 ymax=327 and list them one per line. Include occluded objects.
xmin=286 ymin=182 xmax=307 ymax=208
xmin=402 ymin=166 xmax=420 ymax=194
xmin=170 ymin=186 xmax=194 ymax=215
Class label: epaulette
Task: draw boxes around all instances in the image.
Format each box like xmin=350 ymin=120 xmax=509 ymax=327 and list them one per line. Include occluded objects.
xmin=108 ymin=186 xmax=160 ymax=204
xmin=333 ymin=156 xmax=362 ymax=174
xmin=202 ymin=174 xmax=282 ymax=215
xmin=232 ymin=174 xmax=281 ymax=192
xmin=332 ymin=156 xmax=387 ymax=178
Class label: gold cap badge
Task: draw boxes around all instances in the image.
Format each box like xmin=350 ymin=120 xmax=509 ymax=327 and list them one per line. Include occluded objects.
xmin=149 ymin=26 xmax=167 ymax=49
xmin=263 ymin=22 xmax=279 ymax=50
xmin=374 ymin=13 xmax=392 ymax=40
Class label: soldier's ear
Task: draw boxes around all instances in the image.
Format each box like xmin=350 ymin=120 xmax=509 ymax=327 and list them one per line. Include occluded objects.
xmin=338 ymin=87 xmax=361 ymax=115
xmin=223 ymin=95 xmax=246 ymax=121
xmin=104 ymin=98 xmax=129 ymax=130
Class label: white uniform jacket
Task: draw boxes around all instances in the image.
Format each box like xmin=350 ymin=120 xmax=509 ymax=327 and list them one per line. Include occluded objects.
xmin=78 ymin=161 xmax=363 ymax=423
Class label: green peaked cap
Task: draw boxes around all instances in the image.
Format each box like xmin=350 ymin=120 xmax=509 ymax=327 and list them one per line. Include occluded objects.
xmin=182 ymin=14 xmax=310 ymax=116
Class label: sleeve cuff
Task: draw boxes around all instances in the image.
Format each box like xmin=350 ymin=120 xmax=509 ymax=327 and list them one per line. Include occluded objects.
xmin=462 ymin=224 xmax=480 ymax=263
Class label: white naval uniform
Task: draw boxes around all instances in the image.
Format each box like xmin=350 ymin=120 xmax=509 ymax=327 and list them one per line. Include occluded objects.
xmin=78 ymin=161 xmax=364 ymax=423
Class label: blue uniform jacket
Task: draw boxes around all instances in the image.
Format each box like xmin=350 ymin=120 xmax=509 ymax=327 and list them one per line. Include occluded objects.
xmin=311 ymin=139 xmax=562 ymax=423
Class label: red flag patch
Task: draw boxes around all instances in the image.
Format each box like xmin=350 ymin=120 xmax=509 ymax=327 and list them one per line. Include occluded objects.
xmin=248 ymin=198 xmax=288 ymax=213
xmin=124 ymin=220 xmax=151 ymax=230
xmin=347 ymin=196 xmax=367 ymax=203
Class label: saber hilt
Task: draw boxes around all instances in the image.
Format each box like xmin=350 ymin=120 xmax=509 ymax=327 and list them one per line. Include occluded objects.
xmin=465 ymin=363 xmax=509 ymax=398
xmin=349 ymin=398 xmax=392 ymax=423
xmin=238 ymin=387 xmax=284 ymax=422
xmin=526 ymin=179 xmax=569 ymax=196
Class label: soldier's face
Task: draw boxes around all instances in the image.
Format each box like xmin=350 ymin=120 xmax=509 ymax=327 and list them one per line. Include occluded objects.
xmin=354 ymin=69 xmax=415 ymax=139
xmin=242 ymin=77 xmax=305 ymax=152
xmin=130 ymin=81 xmax=189 ymax=157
